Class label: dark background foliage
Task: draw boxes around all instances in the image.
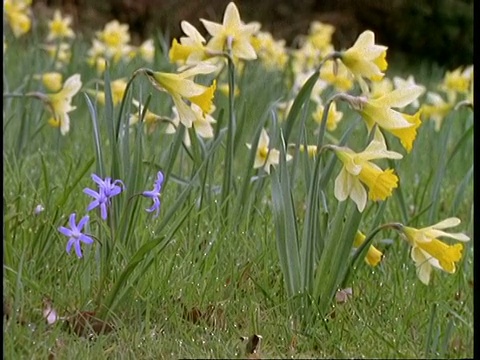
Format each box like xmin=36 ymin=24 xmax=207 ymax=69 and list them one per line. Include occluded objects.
xmin=34 ymin=0 xmax=473 ymax=69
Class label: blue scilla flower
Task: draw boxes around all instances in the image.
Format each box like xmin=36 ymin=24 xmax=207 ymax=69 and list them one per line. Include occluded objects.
xmin=58 ymin=213 xmax=94 ymax=258
xmin=83 ymin=173 xmax=124 ymax=220
xmin=142 ymin=171 xmax=164 ymax=218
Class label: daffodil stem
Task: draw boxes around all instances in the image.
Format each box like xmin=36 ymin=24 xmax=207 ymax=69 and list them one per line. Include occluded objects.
xmin=116 ymin=68 xmax=144 ymax=140
xmin=222 ymin=52 xmax=236 ymax=215
xmin=341 ymin=222 xmax=403 ymax=289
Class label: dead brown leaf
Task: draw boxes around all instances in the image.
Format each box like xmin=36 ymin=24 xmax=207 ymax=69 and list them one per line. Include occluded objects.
xmin=65 ymin=311 xmax=114 ymax=338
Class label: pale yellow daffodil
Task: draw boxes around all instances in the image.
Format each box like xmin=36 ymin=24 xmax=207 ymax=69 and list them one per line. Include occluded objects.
xmin=351 ymin=84 xmax=425 ymax=152
xmin=319 ymin=60 xmax=354 ymax=92
xmin=47 ymin=9 xmax=75 ymax=41
xmin=200 ymin=1 xmax=260 ymax=60
xmin=95 ymin=20 xmax=132 ymax=62
xmin=246 ymin=128 xmax=292 ymax=174
xmin=143 ymin=62 xmax=217 ymax=128
xmin=4 ymin=0 xmax=32 ymax=38
xmin=369 ymin=77 xmax=393 ymax=99
xmin=340 ymin=30 xmax=388 ymax=86
xmin=353 ymin=231 xmax=383 ymax=267
xmin=44 ymin=74 xmax=82 ymax=135
xmin=393 ymin=75 xmax=425 ymax=109
xmin=420 ymin=92 xmax=454 ymax=131
xmin=129 ymin=99 xmax=165 ymax=135
xmin=92 ymin=78 xmax=128 ymax=106
xmin=330 ymin=129 xmax=403 ymax=212
xmin=165 ymin=104 xmax=217 ymax=148
xmin=307 ymin=21 xmax=335 ymax=53
xmin=138 ymin=39 xmax=155 ymax=63
xmin=401 ymin=218 xmax=470 ymax=285
xmin=169 ymin=21 xmax=208 ymax=65
xmin=439 ymin=66 xmax=472 ymax=98
xmin=312 ymin=101 xmax=344 ymax=132
xmin=33 ymin=72 xmax=63 ymax=92
xmin=251 ymin=31 xmax=288 ymax=71
xmin=42 ymin=42 xmax=72 ymax=67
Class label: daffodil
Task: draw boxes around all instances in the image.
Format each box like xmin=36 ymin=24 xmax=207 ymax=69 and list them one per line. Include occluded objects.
xmin=420 ymin=92 xmax=454 ymax=131
xmin=95 ymin=20 xmax=132 ymax=61
xmin=169 ymin=21 xmax=208 ymax=65
xmin=400 ymin=217 xmax=470 ymax=285
xmin=339 ymin=30 xmax=388 ymax=86
xmin=439 ymin=66 xmax=471 ymax=98
xmin=33 ymin=72 xmax=63 ymax=92
xmin=47 ymin=9 xmax=75 ymax=41
xmin=129 ymin=99 xmax=166 ymax=135
xmin=319 ymin=60 xmax=354 ymax=92
xmin=393 ymin=75 xmax=425 ymax=109
xmin=251 ymin=31 xmax=288 ymax=70
xmin=350 ymin=84 xmax=425 ymax=152
xmin=91 ymin=78 xmax=128 ymax=106
xmin=143 ymin=62 xmax=217 ymax=128
xmin=4 ymin=0 xmax=32 ymax=38
xmin=312 ymin=101 xmax=343 ymax=132
xmin=298 ymin=144 xmax=318 ymax=157
xmin=42 ymin=74 xmax=82 ymax=135
xmin=246 ymin=128 xmax=292 ymax=174
xmin=369 ymin=77 xmax=393 ymax=99
xmin=353 ymin=231 xmax=383 ymax=267
xmin=330 ymin=129 xmax=403 ymax=212
xmin=307 ymin=21 xmax=335 ymax=53
xmin=138 ymin=39 xmax=155 ymax=63
xmin=42 ymin=42 xmax=72 ymax=67
xmin=200 ymin=1 xmax=260 ymax=60
xmin=166 ymin=104 xmax=216 ymax=148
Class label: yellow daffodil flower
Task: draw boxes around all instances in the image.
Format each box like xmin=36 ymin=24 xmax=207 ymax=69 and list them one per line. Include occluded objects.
xmin=47 ymin=9 xmax=75 ymax=41
xmin=299 ymin=145 xmax=318 ymax=157
xmin=166 ymin=104 xmax=217 ymax=148
xmin=330 ymin=129 xmax=403 ymax=212
xmin=42 ymin=42 xmax=72 ymax=67
xmin=4 ymin=0 xmax=32 ymax=38
xmin=420 ymin=92 xmax=454 ymax=131
xmin=339 ymin=30 xmax=388 ymax=86
xmin=143 ymin=63 xmax=217 ymax=128
xmin=439 ymin=66 xmax=472 ymax=96
xmin=200 ymin=1 xmax=260 ymax=60
xmin=400 ymin=217 xmax=470 ymax=285
xmin=307 ymin=21 xmax=335 ymax=53
xmin=251 ymin=31 xmax=288 ymax=71
xmin=43 ymin=74 xmax=82 ymax=135
xmin=369 ymin=77 xmax=393 ymax=99
xmin=33 ymin=72 xmax=63 ymax=92
xmin=94 ymin=20 xmax=132 ymax=62
xmin=352 ymin=84 xmax=425 ymax=152
xmin=246 ymin=128 xmax=292 ymax=174
xmin=319 ymin=60 xmax=354 ymax=92
xmin=91 ymin=78 xmax=127 ymax=106
xmin=353 ymin=231 xmax=383 ymax=267
xmin=138 ymin=39 xmax=155 ymax=63
xmin=393 ymin=75 xmax=425 ymax=109
xmin=129 ymin=99 xmax=165 ymax=135
xmin=169 ymin=21 xmax=208 ymax=65
xmin=312 ymin=101 xmax=343 ymax=132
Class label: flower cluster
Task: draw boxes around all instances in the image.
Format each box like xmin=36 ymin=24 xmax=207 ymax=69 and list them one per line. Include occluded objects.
xmin=58 ymin=172 xmax=164 ymax=258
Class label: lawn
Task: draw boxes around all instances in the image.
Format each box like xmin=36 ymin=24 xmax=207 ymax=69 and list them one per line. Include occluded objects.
xmin=3 ymin=1 xmax=473 ymax=359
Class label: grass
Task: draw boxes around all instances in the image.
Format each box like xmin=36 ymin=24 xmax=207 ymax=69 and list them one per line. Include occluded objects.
xmin=3 ymin=5 xmax=473 ymax=359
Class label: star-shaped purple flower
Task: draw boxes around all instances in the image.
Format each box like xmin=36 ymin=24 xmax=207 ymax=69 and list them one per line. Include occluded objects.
xmin=58 ymin=213 xmax=94 ymax=258
xmin=142 ymin=171 xmax=164 ymax=218
xmin=83 ymin=174 xmax=124 ymax=220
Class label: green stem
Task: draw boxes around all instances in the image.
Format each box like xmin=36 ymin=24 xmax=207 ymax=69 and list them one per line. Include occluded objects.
xmin=221 ymin=51 xmax=236 ymax=216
